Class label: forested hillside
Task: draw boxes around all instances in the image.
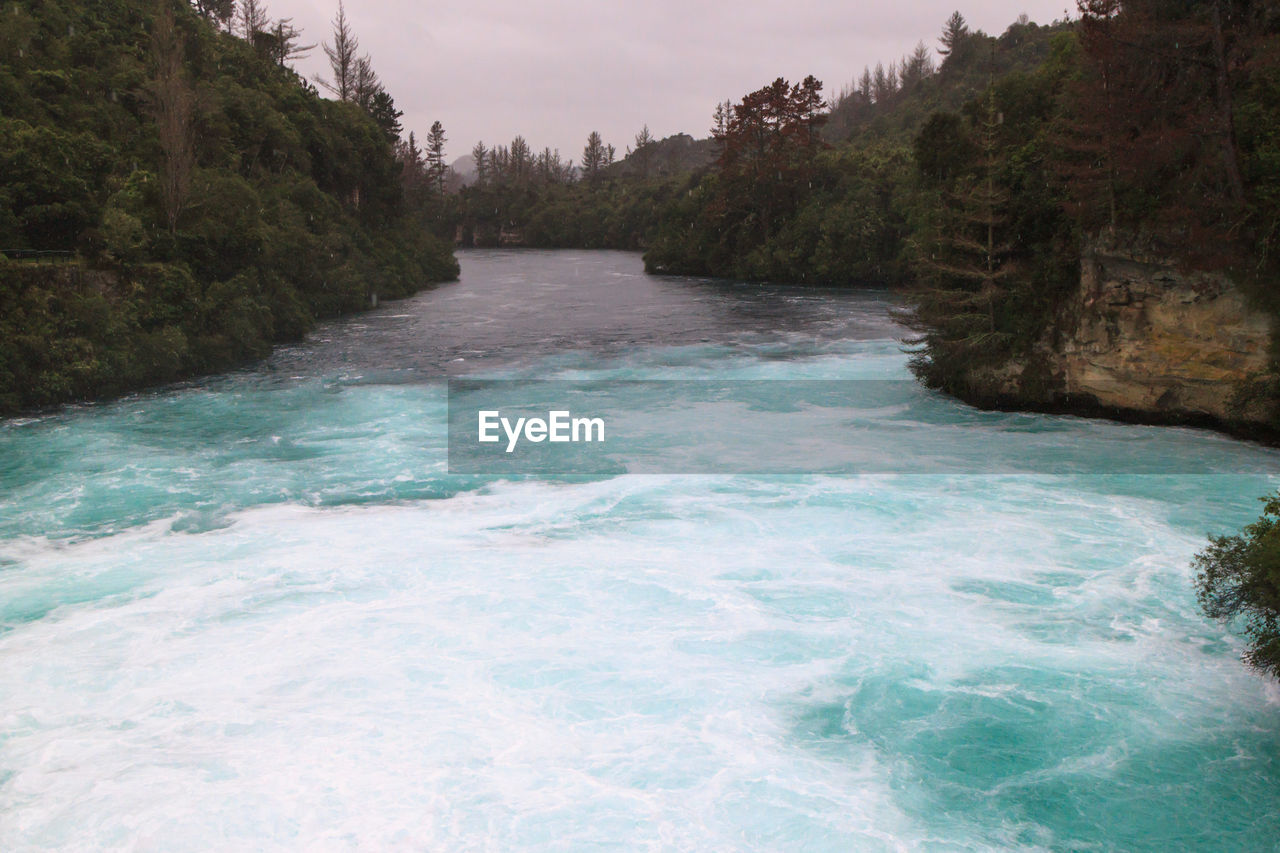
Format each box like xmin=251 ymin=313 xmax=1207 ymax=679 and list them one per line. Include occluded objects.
xmin=0 ymin=0 xmax=457 ymax=412
xmin=907 ymin=0 xmax=1280 ymax=397
xmin=642 ymin=0 xmax=1280 ymax=402
xmin=445 ymin=129 xmax=706 ymax=250
xmin=641 ymin=14 xmax=1073 ymax=285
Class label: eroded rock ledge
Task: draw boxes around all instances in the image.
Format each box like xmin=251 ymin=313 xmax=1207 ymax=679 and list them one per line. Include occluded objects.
xmin=957 ymin=240 xmax=1278 ymax=438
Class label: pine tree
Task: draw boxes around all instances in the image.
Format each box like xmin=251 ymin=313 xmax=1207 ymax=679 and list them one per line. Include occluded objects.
xmin=352 ymin=55 xmax=380 ymax=109
xmin=910 ymin=76 xmax=1016 ymax=380
xmin=471 ymin=141 xmax=489 ymax=188
xmin=581 ymin=131 xmax=605 ymax=182
xmin=238 ymin=0 xmax=270 ymax=42
xmin=509 ymin=135 xmax=531 ymax=182
xmin=194 ymin=0 xmax=235 ymax=31
xmin=633 ymin=124 xmax=655 ymax=179
xmin=426 ymin=121 xmax=447 ymax=196
xmin=320 ymin=2 xmax=358 ymax=101
xmin=902 ymin=42 xmax=934 ymax=87
xmin=398 ymin=131 xmax=425 ymax=199
xmin=872 ymin=63 xmax=889 ymax=103
xmin=938 ymin=11 xmax=968 ymax=57
xmin=368 ymin=90 xmax=402 ymax=141
xmin=266 ymin=18 xmax=313 ymax=69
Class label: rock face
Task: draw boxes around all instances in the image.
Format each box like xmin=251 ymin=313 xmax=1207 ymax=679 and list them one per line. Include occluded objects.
xmin=963 ymin=242 xmax=1276 ymax=432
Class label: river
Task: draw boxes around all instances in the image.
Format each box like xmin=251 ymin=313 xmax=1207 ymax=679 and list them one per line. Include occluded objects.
xmin=2 ymin=250 xmax=1279 ymax=849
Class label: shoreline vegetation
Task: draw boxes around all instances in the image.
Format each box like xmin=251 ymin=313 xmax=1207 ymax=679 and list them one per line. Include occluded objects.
xmin=8 ymin=1 xmax=1278 ymax=441
xmin=0 ymin=0 xmax=458 ymax=414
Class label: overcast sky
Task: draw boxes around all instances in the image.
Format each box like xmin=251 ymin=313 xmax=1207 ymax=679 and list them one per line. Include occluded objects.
xmin=262 ymin=0 xmax=1074 ymax=165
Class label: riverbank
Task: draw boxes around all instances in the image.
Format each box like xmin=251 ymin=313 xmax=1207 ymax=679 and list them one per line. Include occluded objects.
xmin=928 ymin=239 xmax=1280 ymax=445
xmin=0 ymin=254 xmax=457 ymax=416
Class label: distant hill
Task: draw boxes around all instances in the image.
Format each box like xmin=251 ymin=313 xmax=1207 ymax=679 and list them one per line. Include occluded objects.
xmin=611 ymin=133 xmax=716 ymax=180
xmin=450 ymin=154 xmax=478 ymax=186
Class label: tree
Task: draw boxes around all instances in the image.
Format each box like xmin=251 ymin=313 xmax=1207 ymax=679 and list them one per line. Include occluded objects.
xmin=711 ymin=101 xmax=730 ymax=138
xmin=352 ymin=55 xmax=381 ymax=108
xmin=193 ymin=0 xmax=235 ymax=30
xmin=1070 ymin=0 xmax=1248 ymax=233
xmin=368 ymin=90 xmax=402 ymax=141
xmin=399 ymin=131 xmax=425 ymax=197
xmin=914 ymin=112 xmax=974 ymax=185
xmin=581 ymin=131 xmax=605 ymax=182
xmin=710 ymin=100 xmax=734 ymax=158
xmin=902 ymin=42 xmax=934 ymax=87
xmin=472 ymin=141 xmax=489 ymax=188
xmin=872 ymin=62 xmax=890 ymax=103
xmin=321 ymin=2 xmax=358 ymax=101
xmin=1194 ymin=493 xmax=1280 ymax=680
xmin=633 ymin=124 xmax=655 ymax=179
xmin=266 ymin=18 xmax=313 ymax=69
xmin=238 ymin=0 xmax=270 ymax=42
xmin=426 ymin=121 xmax=447 ymax=196
xmin=488 ymin=145 xmax=507 ymax=184
xmin=711 ymin=76 xmax=828 ymax=241
xmin=509 ymin=135 xmax=531 ymax=182
xmin=149 ymin=0 xmax=196 ymax=234
xmin=939 ymin=11 xmax=969 ymax=57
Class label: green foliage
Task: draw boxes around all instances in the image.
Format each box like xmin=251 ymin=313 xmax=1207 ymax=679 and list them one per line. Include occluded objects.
xmin=1194 ymin=494 xmax=1280 ymax=680
xmin=455 ymin=171 xmax=685 ymax=251
xmin=646 ymin=145 xmax=912 ymax=284
xmin=826 ymin=19 xmax=1071 ymax=145
xmin=905 ymin=55 xmax=1079 ymax=391
xmin=0 ymin=0 xmax=457 ymax=413
xmin=641 ymin=31 xmax=1071 ymax=288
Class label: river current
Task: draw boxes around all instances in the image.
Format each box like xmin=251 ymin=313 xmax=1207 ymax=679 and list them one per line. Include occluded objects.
xmin=2 ymin=250 xmax=1279 ymax=849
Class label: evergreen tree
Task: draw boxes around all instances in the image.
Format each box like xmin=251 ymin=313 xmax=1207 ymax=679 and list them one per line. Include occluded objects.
xmin=368 ymin=90 xmax=402 ymax=141
xmin=426 ymin=121 xmax=448 ymax=196
xmin=266 ymin=18 xmax=314 ymax=69
xmin=509 ymin=135 xmax=531 ymax=182
xmin=238 ymin=0 xmax=270 ymax=42
xmin=472 ymin=141 xmax=489 ymax=188
xmin=194 ymin=0 xmax=235 ymax=30
xmin=872 ymin=62 xmax=889 ymax=103
xmin=902 ymin=42 xmax=934 ymax=87
xmin=938 ymin=11 xmax=969 ymax=57
xmin=909 ymin=81 xmax=1016 ymax=384
xmin=352 ymin=55 xmax=380 ymax=109
xmin=399 ymin=130 xmax=425 ymax=197
xmin=321 ymin=1 xmax=358 ymax=101
xmin=633 ymin=124 xmax=655 ymax=179
xmin=581 ymin=131 xmax=605 ymax=182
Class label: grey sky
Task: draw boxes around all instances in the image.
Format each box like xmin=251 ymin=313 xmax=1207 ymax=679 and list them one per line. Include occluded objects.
xmin=263 ymin=0 xmax=1074 ymax=164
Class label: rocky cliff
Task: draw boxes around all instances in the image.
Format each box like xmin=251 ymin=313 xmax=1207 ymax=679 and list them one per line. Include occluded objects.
xmin=961 ymin=241 xmax=1278 ymax=435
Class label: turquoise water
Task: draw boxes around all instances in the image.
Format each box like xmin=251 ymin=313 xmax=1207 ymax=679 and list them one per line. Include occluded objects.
xmin=2 ymin=250 xmax=1280 ymax=849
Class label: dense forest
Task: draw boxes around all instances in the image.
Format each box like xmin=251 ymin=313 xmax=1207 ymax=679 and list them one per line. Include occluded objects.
xmin=904 ymin=0 xmax=1280 ymax=398
xmin=627 ymin=0 xmax=1279 ymax=406
xmin=0 ymin=0 xmax=458 ymax=412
